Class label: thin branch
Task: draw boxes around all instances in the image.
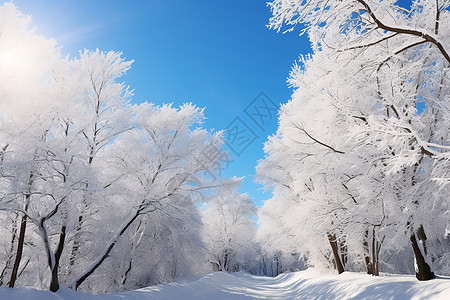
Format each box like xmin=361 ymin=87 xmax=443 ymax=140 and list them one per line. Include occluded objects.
xmin=342 ymin=183 xmax=358 ymax=204
xmin=352 ymin=115 xmax=368 ymax=124
xmin=292 ymin=123 xmax=345 ymax=154
xmin=426 ymin=142 xmax=450 ymax=151
xmin=340 ymin=33 xmax=399 ymax=52
xmin=377 ymin=40 xmax=429 ymax=74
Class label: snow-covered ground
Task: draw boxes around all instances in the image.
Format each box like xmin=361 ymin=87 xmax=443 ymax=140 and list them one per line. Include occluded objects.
xmin=1 ymin=270 xmax=449 ymax=299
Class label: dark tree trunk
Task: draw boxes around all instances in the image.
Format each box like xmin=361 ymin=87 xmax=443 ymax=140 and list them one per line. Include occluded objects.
xmin=363 ymin=229 xmax=372 ymax=274
xmin=223 ymin=251 xmax=229 ymax=272
xmin=9 ymin=206 xmax=29 ymax=288
xmin=275 ymin=255 xmax=280 ymax=276
xmin=10 ymin=172 xmax=34 ymax=288
xmin=364 ymin=227 xmax=382 ymax=276
xmin=211 ymin=261 xmax=220 ymax=272
xmin=364 ymin=256 xmax=373 ymax=274
xmin=50 ymin=226 xmax=66 ymax=292
xmin=416 ymin=225 xmax=428 ymax=255
xmin=328 ymin=233 xmax=345 ymax=274
xmin=72 ymin=211 xmax=141 ymax=290
xmin=410 ymin=233 xmax=435 ymax=281
xmin=0 ymin=215 xmax=18 ymax=285
xmin=370 ymin=228 xmax=380 ymax=276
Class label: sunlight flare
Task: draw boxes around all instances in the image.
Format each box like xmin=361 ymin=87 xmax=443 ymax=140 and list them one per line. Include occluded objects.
xmin=0 ymin=49 xmax=19 ymax=66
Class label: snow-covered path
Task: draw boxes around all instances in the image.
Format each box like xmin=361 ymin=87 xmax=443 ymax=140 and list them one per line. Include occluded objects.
xmin=1 ymin=270 xmax=449 ymax=299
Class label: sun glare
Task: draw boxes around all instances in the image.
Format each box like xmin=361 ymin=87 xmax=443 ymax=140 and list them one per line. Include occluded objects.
xmin=0 ymin=50 xmax=19 ymax=66
xmin=0 ymin=50 xmax=22 ymax=77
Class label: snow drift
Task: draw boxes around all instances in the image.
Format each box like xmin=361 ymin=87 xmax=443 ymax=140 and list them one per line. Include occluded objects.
xmin=1 ymin=270 xmax=449 ymax=300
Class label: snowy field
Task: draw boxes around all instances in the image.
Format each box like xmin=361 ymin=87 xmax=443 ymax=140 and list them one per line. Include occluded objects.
xmin=1 ymin=270 xmax=449 ymax=300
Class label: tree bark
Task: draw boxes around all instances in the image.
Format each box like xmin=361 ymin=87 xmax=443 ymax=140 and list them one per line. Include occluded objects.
xmin=328 ymin=233 xmax=345 ymax=274
xmin=410 ymin=233 xmax=435 ymax=281
xmin=0 ymin=215 xmax=18 ymax=285
xmin=416 ymin=225 xmax=428 ymax=256
xmin=9 ymin=203 xmax=29 ymax=288
xmin=363 ymin=229 xmax=372 ymax=274
xmin=371 ymin=231 xmax=379 ymax=276
xmin=50 ymin=226 xmax=66 ymax=292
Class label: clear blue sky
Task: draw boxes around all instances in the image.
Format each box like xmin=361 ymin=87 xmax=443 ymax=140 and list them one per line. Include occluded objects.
xmin=13 ymin=0 xmax=311 ymax=207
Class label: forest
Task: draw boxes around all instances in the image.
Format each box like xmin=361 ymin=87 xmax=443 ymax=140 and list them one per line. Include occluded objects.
xmin=0 ymin=0 xmax=449 ymax=295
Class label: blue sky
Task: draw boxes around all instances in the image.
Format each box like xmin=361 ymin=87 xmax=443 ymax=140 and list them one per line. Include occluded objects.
xmin=13 ymin=0 xmax=311 ymax=207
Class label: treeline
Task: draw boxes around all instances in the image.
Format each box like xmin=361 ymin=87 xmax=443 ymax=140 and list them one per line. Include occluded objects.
xmin=0 ymin=3 xmax=262 ymax=293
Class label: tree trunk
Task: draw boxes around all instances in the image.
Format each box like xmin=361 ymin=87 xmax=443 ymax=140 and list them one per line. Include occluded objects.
xmin=364 ymin=256 xmax=373 ymax=274
xmin=410 ymin=233 xmax=435 ymax=281
xmin=50 ymin=226 xmax=66 ymax=292
xmin=328 ymin=233 xmax=345 ymax=274
xmin=275 ymin=255 xmax=280 ymax=276
xmin=69 ymin=120 xmax=98 ymax=269
xmin=363 ymin=229 xmax=372 ymax=274
xmin=211 ymin=261 xmax=220 ymax=272
xmin=71 ymin=210 xmax=141 ymax=290
xmin=416 ymin=225 xmax=428 ymax=255
xmin=260 ymin=255 xmax=267 ymax=276
xmin=364 ymin=227 xmax=383 ymax=276
xmin=370 ymin=228 xmax=379 ymax=276
xmin=121 ymin=260 xmax=132 ymax=286
xmin=68 ymin=210 xmax=86 ymax=269
xmin=9 ymin=205 xmax=29 ymax=288
xmin=0 ymin=215 xmax=18 ymax=285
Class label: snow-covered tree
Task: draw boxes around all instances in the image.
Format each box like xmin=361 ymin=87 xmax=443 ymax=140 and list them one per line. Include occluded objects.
xmin=202 ymin=190 xmax=256 ymax=273
xmin=0 ymin=2 xmax=243 ymax=293
xmin=257 ymin=0 xmax=450 ymax=280
xmin=64 ymin=49 xmax=135 ymax=277
xmin=69 ymin=102 xmax=239 ymax=292
xmin=0 ymin=2 xmax=76 ymax=291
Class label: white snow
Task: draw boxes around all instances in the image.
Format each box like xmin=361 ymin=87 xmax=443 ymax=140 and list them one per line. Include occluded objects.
xmin=1 ymin=270 xmax=449 ymax=300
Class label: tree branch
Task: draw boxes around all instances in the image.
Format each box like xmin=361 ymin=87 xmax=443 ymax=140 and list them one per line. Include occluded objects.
xmin=435 ymin=0 xmax=440 ymax=35
xmin=292 ymin=123 xmax=345 ymax=154
xmin=356 ymin=0 xmax=450 ymax=64
xmin=341 ymin=33 xmax=399 ymax=52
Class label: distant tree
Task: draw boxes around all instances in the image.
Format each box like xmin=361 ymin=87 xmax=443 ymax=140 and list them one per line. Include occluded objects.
xmin=202 ymin=190 xmax=256 ymax=273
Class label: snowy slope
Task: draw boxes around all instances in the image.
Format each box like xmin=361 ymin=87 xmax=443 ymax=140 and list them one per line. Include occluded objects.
xmin=1 ymin=270 xmax=449 ymax=299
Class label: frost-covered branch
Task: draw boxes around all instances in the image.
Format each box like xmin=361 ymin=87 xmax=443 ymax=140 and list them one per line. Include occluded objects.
xmin=292 ymin=123 xmax=345 ymax=154
xmin=70 ymin=205 xmax=154 ymax=290
xmin=356 ymin=0 xmax=450 ymax=63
